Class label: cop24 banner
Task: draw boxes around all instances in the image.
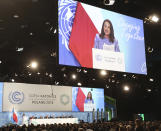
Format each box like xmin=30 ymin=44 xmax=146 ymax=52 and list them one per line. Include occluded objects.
xmin=3 ymin=83 xmax=72 ymax=112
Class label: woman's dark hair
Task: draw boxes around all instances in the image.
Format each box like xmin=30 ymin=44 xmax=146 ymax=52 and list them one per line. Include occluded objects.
xmin=87 ymin=91 xmax=92 ymax=100
xmin=99 ymin=19 xmax=115 ymax=43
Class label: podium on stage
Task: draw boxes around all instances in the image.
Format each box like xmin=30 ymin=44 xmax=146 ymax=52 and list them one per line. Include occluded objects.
xmin=84 ymin=103 xmax=96 ymax=112
xmin=92 ymin=48 xmax=125 ymax=72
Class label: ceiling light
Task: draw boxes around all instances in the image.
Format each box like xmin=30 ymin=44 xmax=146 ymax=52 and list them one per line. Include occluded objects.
xmin=64 ymin=74 xmax=67 ymax=77
xmin=11 ymin=79 xmax=15 ymax=82
xmin=148 ymin=46 xmax=153 ymax=53
xmin=123 ymin=74 xmax=127 ymax=77
xmin=104 ymin=0 xmax=115 ymax=5
xmin=149 ymin=78 xmax=154 ymax=82
xmin=13 ymin=14 xmax=19 ymax=18
xmin=51 ymin=52 xmax=56 ymax=57
xmin=147 ymin=89 xmax=151 ymax=92
xmin=31 ymin=61 xmax=38 ymax=69
xmin=72 ymin=74 xmax=76 ymax=79
xmin=55 ymin=81 xmax=59 ymax=85
xmin=83 ymin=69 xmax=87 ymax=73
xmin=49 ymin=74 xmax=52 ymax=78
xmin=151 ymin=15 xmax=159 ymax=22
xmin=16 ymin=47 xmax=24 ymax=52
xmin=106 ymin=85 xmax=109 ymax=88
xmin=29 ymin=32 xmax=34 ymax=36
xmin=123 ymin=85 xmax=130 ymax=91
xmin=77 ymin=69 xmax=81 ymax=72
xmin=132 ymin=75 xmax=136 ymax=79
xmin=77 ymin=82 xmax=82 ymax=86
xmin=100 ymin=70 xmax=107 ymax=76
xmin=54 ymin=29 xmax=57 ymax=34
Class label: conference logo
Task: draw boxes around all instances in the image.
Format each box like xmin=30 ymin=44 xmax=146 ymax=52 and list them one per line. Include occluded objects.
xmin=8 ymin=91 xmax=24 ymax=104
xmin=58 ymin=0 xmax=77 ymax=51
xmin=60 ymin=94 xmax=70 ymax=105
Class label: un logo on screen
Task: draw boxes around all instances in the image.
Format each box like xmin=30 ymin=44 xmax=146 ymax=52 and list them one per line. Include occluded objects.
xmin=59 ymin=0 xmax=77 ymax=51
xmin=8 ymin=91 xmax=24 ymax=104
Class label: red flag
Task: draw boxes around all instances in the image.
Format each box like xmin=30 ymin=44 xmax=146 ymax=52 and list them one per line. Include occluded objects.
xmin=76 ymin=87 xmax=86 ymax=112
xmin=69 ymin=2 xmax=98 ymax=68
xmin=12 ymin=108 xmax=18 ymax=123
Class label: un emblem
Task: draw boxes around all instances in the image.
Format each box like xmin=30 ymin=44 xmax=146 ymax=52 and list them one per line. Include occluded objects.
xmin=8 ymin=91 xmax=24 ymax=104
xmin=60 ymin=94 xmax=70 ymax=105
xmin=58 ymin=0 xmax=77 ymax=51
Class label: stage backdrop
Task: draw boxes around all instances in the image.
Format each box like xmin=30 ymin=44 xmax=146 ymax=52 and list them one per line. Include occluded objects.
xmin=3 ymin=83 xmax=72 ymax=112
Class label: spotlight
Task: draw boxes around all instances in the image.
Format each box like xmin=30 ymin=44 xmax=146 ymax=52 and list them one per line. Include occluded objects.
xmin=13 ymin=14 xmax=19 ymax=18
xmin=100 ymin=70 xmax=107 ymax=76
xmin=72 ymin=74 xmax=76 ymax=79
xmin=123 ymin=85 xmax=130 ymax=91
xmin=77 ymin=82 xmax=82 ymax=86
xmin=11 ymin=79 xmax=15 ymax=82
xmin=54 ymin=29 xmax=57 ymax=34
xmin=147 ymin=89 xmax=151 ymax=92
xmin=151 ymin=15 xmax=159 ymax=22
xmin=148 ymin=46 xmax=153 ymax=53
xmin=29 ymin=32 xmax=34 ymax=36
xmin=16 ymin=47 xmax=24 ymax=52
xmin=149 ymin=78 xmax=154 ymax=82
xmin=123 ymin=74 xmax=127 ymax=77
xmin=106 ymin=85 xmax=109 ymax=89
xmin=31 ymin=61 xmax=38 ymax=69
xmin=49 ymin=74 xmax=53 ymax=78
xmin=83 ymin=69 xmax=87 ymax=73
xmin=103 ymin=0 xmax=115 ymax=5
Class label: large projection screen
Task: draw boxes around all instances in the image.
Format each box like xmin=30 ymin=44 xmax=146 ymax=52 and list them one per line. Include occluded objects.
xmin=58 ymin=0 xmax=147 ymax=75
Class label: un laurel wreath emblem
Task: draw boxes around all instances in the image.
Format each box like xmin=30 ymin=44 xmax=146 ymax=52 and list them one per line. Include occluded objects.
xmin=8 ymin=91 xmax=24 ymax=104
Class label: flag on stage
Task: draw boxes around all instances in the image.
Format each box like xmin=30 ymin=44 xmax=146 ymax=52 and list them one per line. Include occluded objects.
xmin=12 ymin=107 xmax=18 ymax=123
xmin=69 ymin=2 xmax=98 ymax=68
xmin=76 ymin=87 xmax=86 ymax=111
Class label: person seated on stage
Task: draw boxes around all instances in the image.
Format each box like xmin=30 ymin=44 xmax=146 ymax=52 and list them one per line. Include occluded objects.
xmin=85 ymin=91 xmax=94 ymax=104
xmin=51 ymin=114 xmax=55 ymax=118
xmin=39 ymin=116 xmax=43 ymax=119
xmin=44 ymin=115 xmax=48 ymax=119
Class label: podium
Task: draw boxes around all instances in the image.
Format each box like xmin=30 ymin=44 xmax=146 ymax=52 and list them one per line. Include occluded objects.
xmin=84 ymin=103 xmax=96 ymax=112
xmin=92 ymin=48 xmax=125 ymax=72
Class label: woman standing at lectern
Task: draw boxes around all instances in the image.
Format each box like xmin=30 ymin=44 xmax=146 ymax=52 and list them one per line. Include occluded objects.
xmin=94 ymin=19 xmax=120 ymax=52
xmin=85 ymin=91 xmax=94 ymax=104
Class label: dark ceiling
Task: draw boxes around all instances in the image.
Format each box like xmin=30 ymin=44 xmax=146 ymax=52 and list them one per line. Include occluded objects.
xmin=0 ymin=0 xmax=161 ymax=118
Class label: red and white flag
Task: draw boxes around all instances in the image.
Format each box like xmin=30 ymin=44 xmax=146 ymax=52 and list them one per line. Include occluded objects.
xmin=69 ymin=2 xmax=99 ymax=68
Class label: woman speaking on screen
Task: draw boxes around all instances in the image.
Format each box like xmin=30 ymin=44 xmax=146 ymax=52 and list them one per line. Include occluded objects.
xmin=85 ymin=91 xmax=94 ymax=104
xmin=94 ymin=19 xmax=120 ymax=52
